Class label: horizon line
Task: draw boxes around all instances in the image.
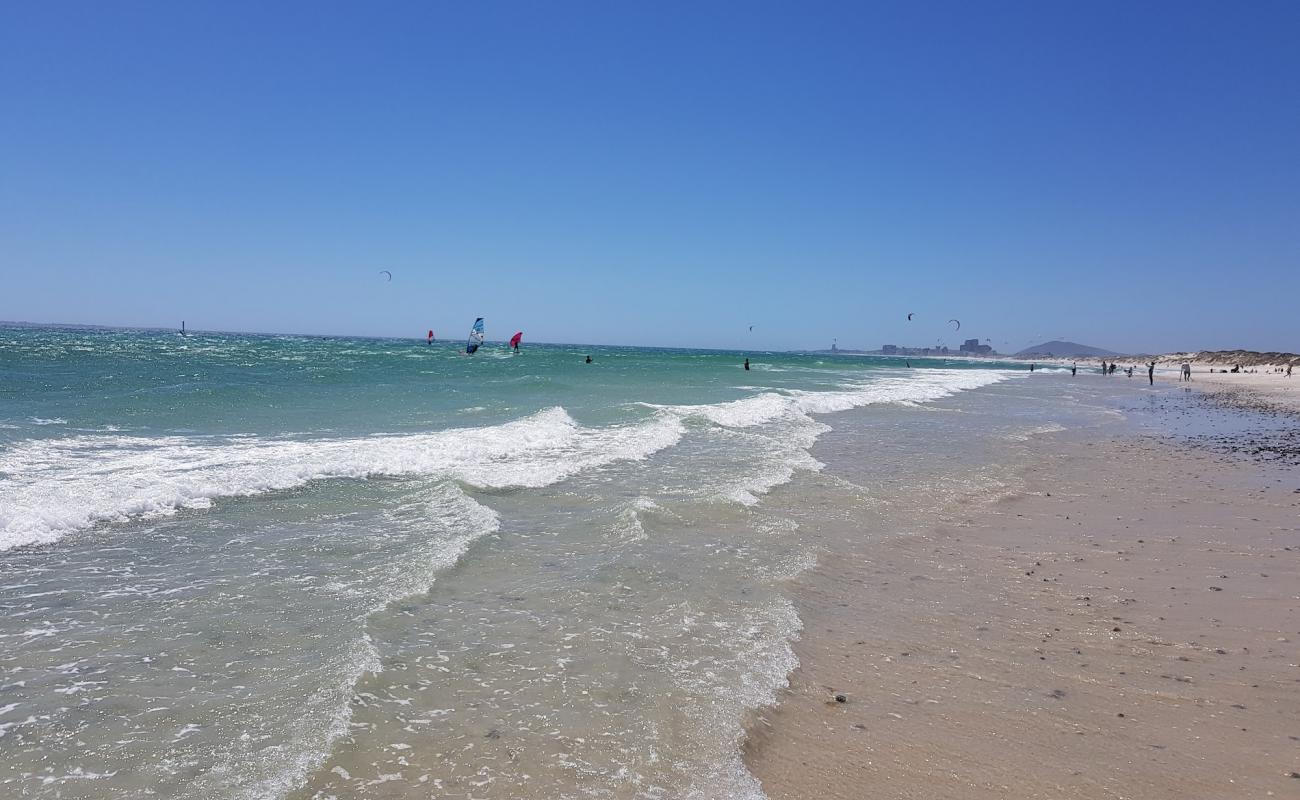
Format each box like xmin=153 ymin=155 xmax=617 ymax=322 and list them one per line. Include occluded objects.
xmin=4 ymin=319 xmax=1294 ymax=359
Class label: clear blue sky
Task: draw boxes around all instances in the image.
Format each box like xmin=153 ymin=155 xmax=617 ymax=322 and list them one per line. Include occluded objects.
xmin=2 ymin=1 xmax=1298 ymax=353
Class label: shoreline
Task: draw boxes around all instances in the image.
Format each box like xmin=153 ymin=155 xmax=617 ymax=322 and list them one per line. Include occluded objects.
xmin=745 ymin=380 xmax=1300 ymax=798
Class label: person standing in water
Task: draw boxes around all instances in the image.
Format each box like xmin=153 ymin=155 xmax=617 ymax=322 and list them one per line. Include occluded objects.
xmin=743 ymin=358 xmax=750 ymax=371
xmin=585 ymin=355 xmax=592 ymax=364
xmin=1029 ymin=363 xmax=1035 ymax=372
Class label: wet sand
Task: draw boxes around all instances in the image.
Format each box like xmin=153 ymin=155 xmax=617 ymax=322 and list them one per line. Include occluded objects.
xmin=746 ymin=388 xmax=1300 ymax=798
xmin=1187 ymin=371 xmax=1300 ymax=415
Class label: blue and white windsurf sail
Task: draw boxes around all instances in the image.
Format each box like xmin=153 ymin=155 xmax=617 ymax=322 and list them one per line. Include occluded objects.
xmin=465 ymin=317 xmax=485 ymax=354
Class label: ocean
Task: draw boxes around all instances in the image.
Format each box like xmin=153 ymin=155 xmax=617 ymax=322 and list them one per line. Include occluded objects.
xmin=0 ymin=326 xmax=1127 ymax=799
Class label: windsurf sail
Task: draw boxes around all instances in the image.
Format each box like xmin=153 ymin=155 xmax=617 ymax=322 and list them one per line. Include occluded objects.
xmin=465 ymin=318 xmax=485 ymax=354
xmin=509 ymin=331 xmax=523 ymax=351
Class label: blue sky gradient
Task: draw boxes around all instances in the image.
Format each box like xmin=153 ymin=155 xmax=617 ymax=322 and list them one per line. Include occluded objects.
xmin=3 ymin=1 xmax=1298 ymax=352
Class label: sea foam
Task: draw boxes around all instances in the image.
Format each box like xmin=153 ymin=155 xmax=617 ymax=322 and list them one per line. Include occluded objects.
xmin=647 ymin=369 xmax=1009 ymax=504
xmin=0 ymin=370 xmax=1008 ymax=551
xmin=0 ymin=407 xmax=683 ymax=551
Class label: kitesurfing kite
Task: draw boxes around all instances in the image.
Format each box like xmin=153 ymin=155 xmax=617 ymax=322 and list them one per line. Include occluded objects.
xmin=509 ymin=331 xmax=523 ymax=352
xmin=379 ymin=270 xmax=392 ymax=282
xmin=748 ymin=325 xmax=754 ymax=332
xmin=907 ymin=313 xmax=914 ymax=321
xmin=465 ymin=318 xmax=485 ymax=354
xmin=948 ymin=318 xmax=961 ymax=331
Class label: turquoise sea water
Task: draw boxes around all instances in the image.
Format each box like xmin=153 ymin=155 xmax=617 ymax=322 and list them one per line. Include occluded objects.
xmin=0 ymin=325 xmax=1121 ymax=799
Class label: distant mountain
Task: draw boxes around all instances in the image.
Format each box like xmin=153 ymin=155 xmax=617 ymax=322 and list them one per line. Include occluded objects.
xmin=1015 ymin=340 xmax=1122 ymax=357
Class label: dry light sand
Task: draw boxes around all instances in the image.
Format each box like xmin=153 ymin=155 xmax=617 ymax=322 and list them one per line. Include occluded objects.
xmin=745 ymin=384 xmax=1300 ymax=799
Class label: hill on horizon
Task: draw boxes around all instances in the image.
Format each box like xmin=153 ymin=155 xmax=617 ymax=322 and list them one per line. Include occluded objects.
xmin=1015 ymin=340 xmax=1122 ymax=358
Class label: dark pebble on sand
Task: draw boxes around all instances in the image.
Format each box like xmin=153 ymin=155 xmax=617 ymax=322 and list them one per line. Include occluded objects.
xmin=834 ymin=693 xmax=847 ymax=703
xmin=1210 ymin=586 xmax=1223 ymax=591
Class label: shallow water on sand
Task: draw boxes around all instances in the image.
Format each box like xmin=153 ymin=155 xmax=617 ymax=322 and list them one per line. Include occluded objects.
xmin=1 ymin=326 xmax=1132 ymax=798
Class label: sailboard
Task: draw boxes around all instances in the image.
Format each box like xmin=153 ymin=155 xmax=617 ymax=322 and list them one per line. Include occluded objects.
xmin=509 ymin=331 xmax=523 ymax=351
xmin=465 ymin=318 xmax=485 ymax=354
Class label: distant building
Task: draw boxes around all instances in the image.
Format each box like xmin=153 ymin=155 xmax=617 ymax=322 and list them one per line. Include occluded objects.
xmin=959 ymin=337 xmax=993 ymax=355
xmin=881 ymin=344 xmax=898 ymax=354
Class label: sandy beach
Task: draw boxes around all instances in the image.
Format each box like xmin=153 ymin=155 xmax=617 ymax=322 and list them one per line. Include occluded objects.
xmin=746 ymin=381 xmax=1300 ymax=798
xmin=1177 ymin=370 xmax=1300 ymax=416
xmin=1035 ymin=355 xmax=1300 ymax=411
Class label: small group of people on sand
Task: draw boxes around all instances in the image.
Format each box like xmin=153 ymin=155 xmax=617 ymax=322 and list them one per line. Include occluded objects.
xmin=1095 ymin=360 xmax=1153 ymax=384
xmin=1214 ymin=364 xmax=1291 ymax=376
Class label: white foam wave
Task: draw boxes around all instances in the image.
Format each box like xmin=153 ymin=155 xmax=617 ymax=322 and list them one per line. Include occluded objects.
xmin=650 ymin=369 xmax=1008 ymax=428
xmin=651 ymin=369 xmax=1009 ymax=505
xmin=1 ymin=370 xmax=1010 ymax=550
xmin=680 ymin=597 xmax=803 ymax=800
xmin=609 ymin=497 xmax=661 ymax=542
xmin=0 ymin=407 xmax=683 ymax=551
xmin=198 ymin=484 xmax=499 ymax=800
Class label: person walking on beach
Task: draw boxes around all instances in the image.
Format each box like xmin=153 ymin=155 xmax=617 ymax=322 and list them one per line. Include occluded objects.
xmin=1288 ymin=365 xmax=1293 ymax=377
xmin=1181 ymin=363 xmax=1192 ymax=381
xmin=1148 ymin=362 xmax=1155 ymax=385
